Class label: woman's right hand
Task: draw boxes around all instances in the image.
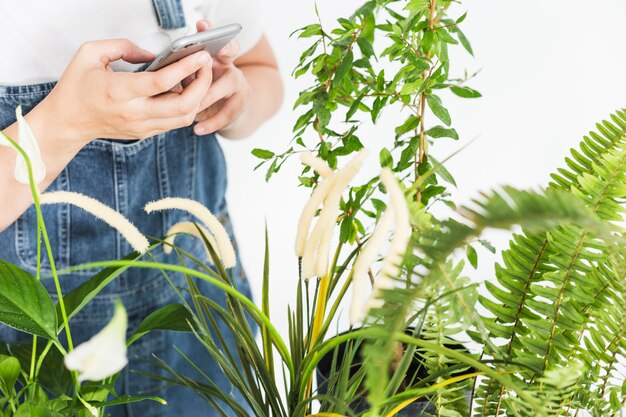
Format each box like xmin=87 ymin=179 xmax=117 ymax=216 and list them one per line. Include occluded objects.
xmin=38 ymin=38 xmax=214 ymax=149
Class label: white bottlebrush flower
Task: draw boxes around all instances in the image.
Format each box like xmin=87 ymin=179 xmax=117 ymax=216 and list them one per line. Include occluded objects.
xmin=164 ymin=221 xmax=218 ymax=259
xmin=295 ymin=175 xmax=336 ymax=258
xmin=40 ymin=191 xmax=150 ymax=254
xmin=300 ymin=150 xmax=368 ymax=280
xmin=0 ymin=106 xmax=47 ymax=184
xmin=364 ymin=169 xmax=411 ymax=313
xmin=145 ymin=198 xmax=236 ymax=268
xmin=300 ymin=152 xmax=332 ymax=178
xmin=378 ymin=169 xmax=411 ymax=281
xmin=350 ymin=208 xmax=394 ymax=325
xmin=350 ymin=169 xmax=411 ymax=324
xmin=64 ymin=302 xmax=128 ymax=382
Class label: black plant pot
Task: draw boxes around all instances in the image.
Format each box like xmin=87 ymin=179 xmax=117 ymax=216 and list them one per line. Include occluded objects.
xmin=315 ymin=329 xmax=473 ymax=416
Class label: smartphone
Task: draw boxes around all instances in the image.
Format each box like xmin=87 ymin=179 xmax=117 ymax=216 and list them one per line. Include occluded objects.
xmin=143 ymin=23 xmax=242 ymax=72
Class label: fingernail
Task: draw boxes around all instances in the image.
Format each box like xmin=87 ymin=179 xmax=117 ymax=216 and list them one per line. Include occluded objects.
xmin=195 ymin=126 xmax=205 ymax=135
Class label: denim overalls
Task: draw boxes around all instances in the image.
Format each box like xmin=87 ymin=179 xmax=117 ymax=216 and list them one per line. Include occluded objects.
xmin=0 ymin=2 xmax=253 ymax=416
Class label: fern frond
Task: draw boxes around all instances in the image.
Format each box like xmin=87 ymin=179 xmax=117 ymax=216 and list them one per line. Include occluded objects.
xmin=361 ymin=186 xmax=614 ymax=417
xmin=476 ymin=109 xmax=626 ymax=416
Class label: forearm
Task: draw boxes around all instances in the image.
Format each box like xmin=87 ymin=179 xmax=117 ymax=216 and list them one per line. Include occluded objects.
xmin=218 ymin=64 xmax=283 ymax=139
xmin=0 ymin=104 xmax=82 ymax=232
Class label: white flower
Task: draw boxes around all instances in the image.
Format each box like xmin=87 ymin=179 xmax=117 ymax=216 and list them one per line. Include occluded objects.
xmin=145 ymin=198 xmax=236 ymax=268
xmin=40 ymin=191 xmax=150 ymax=254
xmin=350 ymin=208 xmax=394 ymax=325
xmin=0 ymin=106 xmax=46 ymax=185
xmin=164 ymin=221 xmax=218 ymax=259
xmin=300 ymin=150 xmax=368 ymax=280
xmin=64 ymin=302 xmax=128 ymax=382
xmin=350 ymin=168 xmax=411 ymax=324
xmin=300 ymin=152 xmax=333 ymax=178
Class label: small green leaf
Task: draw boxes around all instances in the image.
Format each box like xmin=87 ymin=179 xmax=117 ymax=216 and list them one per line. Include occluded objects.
xmin=426 ymin=126 xmax=459 ymax=140
xmin=404 ymin=0 xmax=428 ymax=11
xmin=450 ymin=86 xmax=482 ymax=98
xmin=426 ymin=95 xmax=452 ymax=126
xmin=128 ymin=304 xmax=193 ymax=345
xmin=395 ymin=116 xmax=421 ymax=136
xmin=467 ymin=245 xmax=478 ymax=269
xmin=356 ymin=37 xmax=375 ymax=58
xmin=332 ymin=50 xmax=354 ymax=87
xmin=478 ymin=239 xmax=496 ymax=253
xmin=379 ymin=148 xmax=393 ymax=168
xmin=297 ymin=24 xmax=322 ymax=39
xmin=0 ymin=355 xmax=20 ymax=397
xmin=251 ymin=148 xmax=275 ymax=160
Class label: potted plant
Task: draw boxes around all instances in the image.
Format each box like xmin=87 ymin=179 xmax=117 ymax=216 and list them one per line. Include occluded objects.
xmin=142 ymin=0 xmax=626 ymax=416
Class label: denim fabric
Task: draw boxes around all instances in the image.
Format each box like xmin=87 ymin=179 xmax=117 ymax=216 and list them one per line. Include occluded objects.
xmin=0 ymin=2 xmax=255 ymax=413
xmin=151 ymin=0 xmax=187 ymax=30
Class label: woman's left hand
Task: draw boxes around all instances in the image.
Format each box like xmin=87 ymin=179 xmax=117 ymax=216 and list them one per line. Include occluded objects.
xmin=192 ymin=20 xmax=252 ymax=136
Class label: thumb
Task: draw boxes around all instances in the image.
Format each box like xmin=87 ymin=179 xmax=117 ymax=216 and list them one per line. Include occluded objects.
xmin=80 ymin=39 xmax=155 ymax=65
xmin=196 ymin=20 xmax=215 ymax=33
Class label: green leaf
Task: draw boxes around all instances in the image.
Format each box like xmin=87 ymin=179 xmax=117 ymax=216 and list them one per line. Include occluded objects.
xmin=395 ymin=116 xmax=421 ymax=136
xmin=356 ymin=37 xmax=375 ymax=58
xmin=0 ymin=355 xmax=20 ymax=397
xmin=252 ymin=149 xmax=275 ymax=160
xmin=466 ymin=245 xmax=478 ymax=269
xmin=0 ymin=261 xmax=57 ymax=339
xmin=60 ymin=251 xmax=141 ymax=323
xmin=429 ymin=156 xmax=457 ymax=186
xmin=454 ymin=28 xmax=474 ymax=56
xmin=478 ymin=239 xmax=496 ymax=253
xmin=128 ymin=304 xmax=193 ymax=345
xmin=297 ymin=24 xmax=322 ymax=39
xmin=426 ymin=95 xmax=452 ymax=126
xmin=379 ymin=148 xmax=393 ymax=168
xmin=426 ymin=126 xmax=459 ymax=140
xmin=450 ymin=86 xmax=482 ymax=98
xmin=14 ymin=404 xmax=64 ymax=417
xmin=332 ymin=50 xmax=354 ymax=87
xmin=404 ymin=0 xmax=429 ymax=11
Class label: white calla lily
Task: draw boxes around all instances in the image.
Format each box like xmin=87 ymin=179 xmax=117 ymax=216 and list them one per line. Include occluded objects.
xmin=15 ymin=106 xmax=46 ymax=184
xmin=64 ymin=302 xmax=128 ymax=382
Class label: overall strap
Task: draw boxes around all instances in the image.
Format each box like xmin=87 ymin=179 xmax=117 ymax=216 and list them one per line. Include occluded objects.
xmin=151 ymin=0 xmax=187 ymax=30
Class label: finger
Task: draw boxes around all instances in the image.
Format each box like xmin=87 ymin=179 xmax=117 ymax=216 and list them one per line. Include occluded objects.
xmin=143 ymin=65 xmax=213 ymax=118
xmin=180 ymin=73 xmax=196 ymax=89
xmin=79 ymin=39 xmax=156 ymax=66
xmin=197 ymin=71 xmax=237 ymax=111
xmin=194 ymin=94 xmax=245 ymax=135
xmin=124 ymin=51 xmax=212 ymax=97
xmin=196 ymin=20 xmax=214 ymax=32
xmin=216 ymin=40 xmax=240 ymax=63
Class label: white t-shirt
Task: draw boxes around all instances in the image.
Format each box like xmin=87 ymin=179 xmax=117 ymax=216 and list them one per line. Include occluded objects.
xmin=0 ymin=0 xmax=263 ymax=85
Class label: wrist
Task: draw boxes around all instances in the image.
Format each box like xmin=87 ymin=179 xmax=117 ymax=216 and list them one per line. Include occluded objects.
xmin=29 ymin=95 xmax=89 ymax=156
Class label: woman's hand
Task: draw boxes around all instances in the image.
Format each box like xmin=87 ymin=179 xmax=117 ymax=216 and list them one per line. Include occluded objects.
xmin=39 ymin=38 xmax=214 ymax=150
xmin=192 ymin=21 xmax=253 ymax=136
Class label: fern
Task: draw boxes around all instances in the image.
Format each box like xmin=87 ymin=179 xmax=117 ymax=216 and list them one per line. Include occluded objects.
xmin=475 ymin=109 xmax=626 ymax=416
xmin=361 ymin=185 xmax=617 ymax=417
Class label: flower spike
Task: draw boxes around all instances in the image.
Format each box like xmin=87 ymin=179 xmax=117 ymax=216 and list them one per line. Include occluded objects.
xmin=145 ymin=198 xmax=236 ymax=268
xmin=164 ymin=221 xmax=218 ymax=259
xmin=39 ymin=191 xmax=150 ymax=254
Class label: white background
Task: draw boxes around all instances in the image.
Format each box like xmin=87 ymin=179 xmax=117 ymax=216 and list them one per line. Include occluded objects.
xmin=220 ymin=0 xmax=626 ymax=342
